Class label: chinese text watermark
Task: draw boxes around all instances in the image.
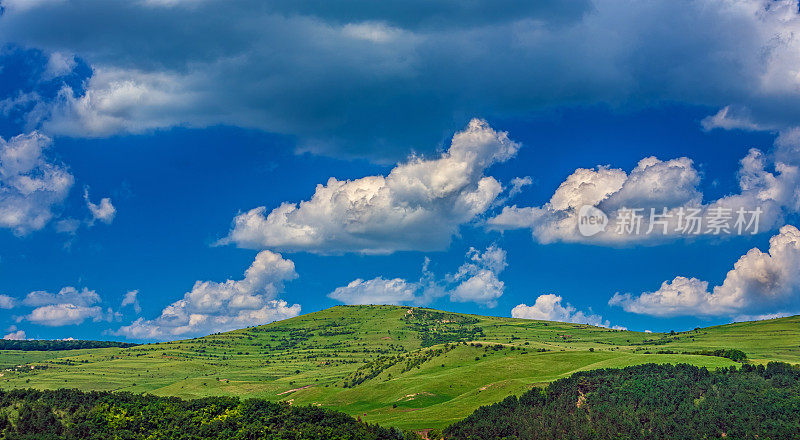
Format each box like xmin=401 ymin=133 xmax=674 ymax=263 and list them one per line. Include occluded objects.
xmin=578 ymin=206 xmax=762 ymax=237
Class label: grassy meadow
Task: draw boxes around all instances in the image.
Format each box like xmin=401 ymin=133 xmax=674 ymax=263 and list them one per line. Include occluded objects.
xmin=0 ymin=305 xmax=797 ymax=430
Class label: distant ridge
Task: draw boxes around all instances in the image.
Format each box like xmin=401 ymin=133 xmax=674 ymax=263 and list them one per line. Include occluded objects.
xmin=0 ymin=339 xmax=138 ymax=351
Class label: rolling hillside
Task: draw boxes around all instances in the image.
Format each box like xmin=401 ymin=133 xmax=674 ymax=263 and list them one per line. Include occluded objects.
xmin=0 ymin=305 xmax=797 ymax=430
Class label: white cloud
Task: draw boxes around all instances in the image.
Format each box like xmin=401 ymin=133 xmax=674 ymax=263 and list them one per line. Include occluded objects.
xmin=610 ymin=277 xmax=711 ymax=317
xmin=3 ymin=330 xmax=26 ymax=340
xmin=121 ymin=290 xmax=141 ymax=313
xmin=0 ymin=132 xmax=73 ymax=235
xmin=25 ymin=304 xmax=105 ymax=326
xmin=489 ymin=146 xmax=800 ymax=244
xmin=0 ymin=286 xmax=117 ymax=327
xmin=23 ymin=286 xmax=100 ymax=307
xmin=0 ymin=295 xmax=17 ymax=309
xmin=222 ymin=119 xmax=519 ymax=254
xmin=329 ymin=277 xmax=418 ymax=305
xmin=701 ymin=105 xmax=767 ymax=132
xmin=485 ymin=205 xmax=542 ymax=230
xmin=508 ymin=176 xmax=533 ymax=197
xmin=37 ymin=67 xmax=203 ymax=138
xmin=512 ymin=293 xmax=624 ymax=329
xmin=17 ymin=287 xmax=110 ymax=326
xmin=115 ymin=250 xmax=301 ymax=339
xmin=83 ymin=187 xmax=116 ymax=224
xmin=328 ymin=245 xmax=508 ymax=307
xmin=610 ymin=224 xmax=800 ymax=317
xmin=549 ymin=165 xmax=630 ymax=212
xmin=43 ymin=51 xmax=76 ymax=79
xmin=489 ymin=156 xmax=698 ymax=243
xmin=495 ymin=77 xmax=800 ymax=249
xmin=448 ymin=245 xmax=507 ymax=307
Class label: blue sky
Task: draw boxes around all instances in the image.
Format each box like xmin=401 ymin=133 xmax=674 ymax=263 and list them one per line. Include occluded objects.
xmin=0 ymin=0 xmax=799 ymax=341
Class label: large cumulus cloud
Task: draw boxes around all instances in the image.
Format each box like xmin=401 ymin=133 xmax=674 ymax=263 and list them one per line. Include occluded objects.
xmin=488 ymin=143 xmax=800 ymax=244
xmin=610 ymin=225 xmax=800 ymax=317
xmin=221 ymin=119 xmax=519 ymax=253
xmin=115 ymin=250 xmax=301 ymax=339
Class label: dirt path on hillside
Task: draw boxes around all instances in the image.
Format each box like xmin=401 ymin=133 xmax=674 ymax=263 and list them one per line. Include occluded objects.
xmin=277 ymin=385 xmax=312 ymax=395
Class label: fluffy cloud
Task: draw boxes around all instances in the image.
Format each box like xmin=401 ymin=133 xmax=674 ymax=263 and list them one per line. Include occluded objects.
xmin=512 ymin=293 xmax=624 ymax=329
xmin=222 ymin=120 xmax=519 ymax=254
xmin=508 ymin=176 xmax=533 ymax=198
xmin=489 ymin=145 xmax=800 ymax=244
xmin=17 ymin=287 xmax=111 ymax=326
xmin=0 ymin=132 xmax=73 ymax=234
xmin=23 ymin=287 xmax=101 ymax=308
xmin=3 ymin=1 xmax=800 ymax=157
xmin=25 ymin=304 xmax=106 ymax=326
xmin=610 ymin=225 xmax=800 ymax=317
xmin=0 ymin=295 xmax=17 ymax=309
xmin=84 ymin=188 xmax=116 ymax=224
xmin=37 ymin=67 xmax=204 ymax=138
xmin=120 ymin=290 xmax=141 ymax=313
xmin=0 ymin=286 xmax=117 ymax=327
xmin=43 ymin=52 xmax=77 ymax=80
xmin=329 ymin=277 xmax=419 ymax=305
xmin=2 ymin=330 xmax=26 ymax=340
xmin=115 ymin=250 xmax=301 ymax=339
xmin=448 ymin=245 xmax=508 ymax=307
xmin=328 ymin=245 xmax=508 ymax=307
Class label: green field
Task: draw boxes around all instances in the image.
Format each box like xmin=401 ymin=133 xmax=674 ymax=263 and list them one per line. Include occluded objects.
xmin=0 ymin=305 xmax=797 ymax=430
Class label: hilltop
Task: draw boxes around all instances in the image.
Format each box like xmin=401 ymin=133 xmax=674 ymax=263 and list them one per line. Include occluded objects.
xmin=0 ymin=305 xmax=798 ymax=430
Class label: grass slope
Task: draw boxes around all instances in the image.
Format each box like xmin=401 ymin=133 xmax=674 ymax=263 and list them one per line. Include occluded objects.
xmin=0 ymin=305 xmax=797 ymax=430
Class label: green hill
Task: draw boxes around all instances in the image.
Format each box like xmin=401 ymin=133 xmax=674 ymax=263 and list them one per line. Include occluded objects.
xmin=0 ymin=305 xmax=798 ymax=430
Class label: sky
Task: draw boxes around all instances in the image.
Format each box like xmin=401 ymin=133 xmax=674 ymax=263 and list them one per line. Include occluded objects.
xmin=0 ymin=0 xmax=799 ymax=341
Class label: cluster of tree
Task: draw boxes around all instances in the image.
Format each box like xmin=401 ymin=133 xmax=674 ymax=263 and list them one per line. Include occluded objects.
xmin=649 ymin=349 xmax=747 ymax=362
xmin=344 ymin=343 xmax=458 ymax=388
xmin=403 ymin=309 xmax=485 ymax=347
xmin=445 ymin=362 xmax=800 ymax=440
xmin=686 ymin=348 xmax=748 ymax=362
xmin=418 ymin=326 xmax=484 ymax=348
xmin=0 ymin=340 xmax=138 ymax=351
xmin=403 ymin=309 xmax=479 ymax=325
xmin=0 ymin=388 xmax=415 ymax=440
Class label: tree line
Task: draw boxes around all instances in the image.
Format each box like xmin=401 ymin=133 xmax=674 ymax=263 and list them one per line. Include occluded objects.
xmin=0 ymin=340 xmax=138 ymax=351
xmin=0 ymin=388 xmax=419 ymax=440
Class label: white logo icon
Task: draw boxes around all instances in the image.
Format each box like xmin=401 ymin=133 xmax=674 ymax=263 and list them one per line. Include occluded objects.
xmin=577 ymin=205 xmax=608 ymax=237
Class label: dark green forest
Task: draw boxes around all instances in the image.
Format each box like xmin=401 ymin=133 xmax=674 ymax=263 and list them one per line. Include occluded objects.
xmin=0 ymin=340 xmax=138 ymax=351
xmin=445 ymin=362 xmax=800 ymax=440
xmin=0 ymin=389 xmax=406 ymax=440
